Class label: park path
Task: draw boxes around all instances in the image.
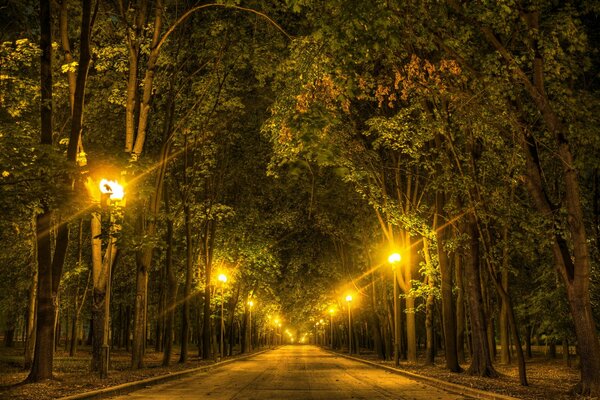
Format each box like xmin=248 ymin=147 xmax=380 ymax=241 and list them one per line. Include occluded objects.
xmin=110 ymin=345 xmax=471 ymax=400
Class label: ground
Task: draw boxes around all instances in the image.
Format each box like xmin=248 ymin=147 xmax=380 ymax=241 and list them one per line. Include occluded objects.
xmin=348 ymin=350 xmax=586 ymax=400
xmin=0 ymin=343 xmax=590 ymax=400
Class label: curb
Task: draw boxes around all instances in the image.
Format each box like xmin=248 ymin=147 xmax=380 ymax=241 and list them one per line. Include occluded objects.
xmin=326 ymin=350 xmax=520 ymax=400
xmin=58 ymin=348 xmax=273 ymax=400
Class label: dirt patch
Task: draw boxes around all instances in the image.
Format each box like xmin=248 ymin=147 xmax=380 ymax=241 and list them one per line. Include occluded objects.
xmin=0 ymin=345 xmax=224 ymax=400
xmin=346 ymin=351 xmax=593 ymax=400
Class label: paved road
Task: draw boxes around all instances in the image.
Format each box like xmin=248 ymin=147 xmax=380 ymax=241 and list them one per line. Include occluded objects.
xmin=111 ymin=345 xmax=470 ymax=400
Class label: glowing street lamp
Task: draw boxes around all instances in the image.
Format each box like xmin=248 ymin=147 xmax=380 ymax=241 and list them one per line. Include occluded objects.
xmin=218 ymin=273 xmax=227 ymax=360
xmin=346 ymin=294 xmax=353 ymax=355
xmin=99 ymin=179 xmax=125 ymax=202
xmin=388 ymin=252 xmax=402 ymax=367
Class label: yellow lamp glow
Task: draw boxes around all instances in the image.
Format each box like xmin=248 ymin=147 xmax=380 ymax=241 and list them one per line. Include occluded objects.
xmin=345 ymin=295 xmax=353 ymax=302
xmin=218 ymin=273 xmax=227 ymax=283
xmin=99 ymin=179 xmax=124 ymax=200
xmin=248 ymin=300 xmax=254 ymax=308
xmin=388 ymin=252 xmax=401 ymax=264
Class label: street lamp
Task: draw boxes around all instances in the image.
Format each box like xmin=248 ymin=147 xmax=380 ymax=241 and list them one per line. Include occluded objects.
xmin=388 ymin=252 xmax=401 ymax=367
xmin=218 ymin=273 xmax=227 ymax=360
xmin=328 ymin=308 xmax=335 ymax=349
xmin=345 ymin=294 xmax=353 ymax=355
xmin=98 ymin=179 xmax=124 ymax=378
xmin=248 ymin=299 xmax=255 ymax=351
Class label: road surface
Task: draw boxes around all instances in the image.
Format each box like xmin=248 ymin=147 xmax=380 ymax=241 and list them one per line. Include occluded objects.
xmin=111 ymin=345 xmax=470 ymax=400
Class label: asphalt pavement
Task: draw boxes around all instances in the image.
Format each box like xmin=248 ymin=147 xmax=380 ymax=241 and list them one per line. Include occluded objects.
xmin=109 ymin=345 xmax=471 ymax=400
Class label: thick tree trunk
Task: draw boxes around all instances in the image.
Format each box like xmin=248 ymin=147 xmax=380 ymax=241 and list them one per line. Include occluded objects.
xmin=523 ymin=135 xmax=600 ymax=394
xmin=130 ymin=124 xmax=171 ymax=368
xmin=422 ymin=237 xmax=436 ymax=366
xmin=179 ymin=202 xmax=193 ymax=363
xmin=455 ymin=250 xmax=466 ymax=364
xmin=131 ymin=241 xmax=149 ymax=369
xmin=162 ymin=187 xmax=177 ymax=367
xmin=464 ymin=216 xmax=497 ymax=377
xmin=28 ymin=211 xmax=57 ymax=381
xmin=25 ymin=247 xmax=37 ymax=369
xmin=403 ymin=236 xmax=417 ymax=363
xmin=91 ymin=287 xmax=104 ymax=372
xmin=28 ymin=1 xmax=69 ymax=380
xmin=425 ymin=274 xmax=435 ymax=365
xmin=201 ymin=220 xmax=216 ymax=359
xmin=500 ymin=272 xmax=510 ymax=364
xmin=69 ymin=314 xmax=78 ymax=357
xmin=435 ymin=194 xmax=461 ymax=371
xmin=202 ymin=286 xmax=212 ymax=358
xmin=370 ymin=277 xmax=385 ymax=360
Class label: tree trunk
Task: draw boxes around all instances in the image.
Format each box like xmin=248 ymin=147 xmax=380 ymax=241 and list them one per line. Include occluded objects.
xmin=523 ymin=134 xmax=600 ymax=394
xmin=370 ymin=276 xmax=385 ymax=360
xmin=201 ymin=220 xmax=216 ymax=359
xmin=563 ymin=337 xmax=571 ymax=367
xmin=179 ymin=201 xmax=193 ymax=363
xmin=455 ymin=250 xmax=466 ymax=364
xmin=500 ymin=266 xmax=511 ymax=364
xmin=162 ymin=186 xmax=177 ymax=367
xmin=131 ymin=232 xmax=149 ymax=369
xmin=422 ymin=237 xmax=435 ymax=366
xmin=28 ymin=211 xmax=57 ymax=381
xmin=435 ymin=194 xmax=461 ymax=371
xmin=403 ymin=235 xmax=417 ymax=363
xmin=179 ymin=133 xmax=193 ymax=363
xmin=425 ymin=274 xmax=435 ymax=365
xmin=25 ymin=240 xmax=38 ymax=369
xmin=28 ymin=1 xmax=70 ymax=380
xmin=464 ymin=216 xmax=497 ymax=377
xmin=130 ymin=123 xmax=172 ymax=368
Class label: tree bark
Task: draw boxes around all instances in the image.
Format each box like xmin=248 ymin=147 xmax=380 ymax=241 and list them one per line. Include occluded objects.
xmin=25 ymin=227 xmax=37 ymax=369
xmin=463 ymin=216 xmax=497 ymax=377
xmin=500 ymin=226 xmax=511 ymax=365
xmin=162 ymin=185 xmax=177 ymax=367
xmin=179 ymin=200 xmax=193 ymax=363
xmin=28 ymin=0 xmax=70 ymax=381
xmin=435 ymin=192 xmax=461 ymax=371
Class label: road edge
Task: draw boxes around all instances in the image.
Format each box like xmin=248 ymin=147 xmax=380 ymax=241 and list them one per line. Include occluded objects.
xmin=57 ymin=348 xmax=273 ymax=400
xmin=326 ymin=350 xmax=520 ymax=400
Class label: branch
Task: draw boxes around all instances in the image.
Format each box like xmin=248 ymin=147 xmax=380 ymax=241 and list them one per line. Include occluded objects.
xmin=156 ymin=4 xmax=292 ymax=54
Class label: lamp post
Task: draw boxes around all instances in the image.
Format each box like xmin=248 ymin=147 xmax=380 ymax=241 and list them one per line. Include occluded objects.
xmin=389 ymin=252 xmax=401 ymax=367
xmin=248 ymin=299 xmax=254 ymax=351
xmin=328 ymin=308 xmax=335 ymax=349
xmin=277 ymin=322 xmax=282 ymax=346
xmin=319 ymin=319 xmax=325 ymax=346
xmin=315 ymin=322 xmax=320 ymax=345
xmin=98 ymin=179 xmax=124 ymax=378
xmin=218 ymin=273 xmax=227 ymax=360
xmin=346 ymin=295 xmax=353 ymax=354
